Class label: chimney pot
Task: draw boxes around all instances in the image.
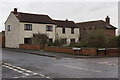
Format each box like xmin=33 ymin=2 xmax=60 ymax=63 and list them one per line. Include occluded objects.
xmin=14 ymin=8 xmax=17 ymax=14
xmin=65 ymin=18 xmax=68 ymax=21
xmin=105 ymin=16 xmax=110 ymax=24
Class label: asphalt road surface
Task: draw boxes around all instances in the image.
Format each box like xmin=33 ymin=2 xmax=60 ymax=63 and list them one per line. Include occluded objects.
xmin=1 ymin=48 xmax=118 ymax=79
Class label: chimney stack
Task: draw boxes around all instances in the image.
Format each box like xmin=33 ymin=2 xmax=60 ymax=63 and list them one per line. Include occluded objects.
xmin=105 ymin=16 xmax=110 ymax=24
xmin=65 ymin=18 xmax=68 ymax=21
xmin=13 ymin=8 xmax=17 ymax=14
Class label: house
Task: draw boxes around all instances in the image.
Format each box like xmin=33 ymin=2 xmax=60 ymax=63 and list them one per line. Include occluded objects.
xmin=5 ymin=8 xmax=79 ymax=48
xmin=76 ymin=16 xmax=117 ymax=40
xmin=0 ymin=31 xmax=5 ymax=48
xmin=54 ymin=20 xmax=79 ymax=44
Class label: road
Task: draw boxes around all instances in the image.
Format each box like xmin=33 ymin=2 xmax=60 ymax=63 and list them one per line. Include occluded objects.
xmin=1 ymin=48 xmax=119 ymax=79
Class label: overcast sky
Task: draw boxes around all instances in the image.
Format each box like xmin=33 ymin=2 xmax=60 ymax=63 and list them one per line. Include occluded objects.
xmin=0 ymin=0 xmax=119 ymax=35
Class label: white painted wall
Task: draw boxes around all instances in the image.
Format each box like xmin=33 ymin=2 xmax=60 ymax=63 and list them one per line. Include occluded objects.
xmin=5 ymin=13 xmax=20 ymax=48
xmin=5 ymin=13 xmax=56 ymax=48
xmin=5 ymin=13 xmax=80 ymax=48
xmin=19 ymin=22 xmax=56 ymax=45
xmin=56 ymin=27 xmax=79 ymax=44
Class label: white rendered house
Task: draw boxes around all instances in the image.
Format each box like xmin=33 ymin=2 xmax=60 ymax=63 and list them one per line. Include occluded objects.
xmin=5 ymin=8 xmax=79 ymax=48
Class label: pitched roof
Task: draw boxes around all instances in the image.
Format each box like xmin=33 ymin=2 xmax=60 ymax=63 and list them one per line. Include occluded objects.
xmin=76 ymin=20 xmax=117 ymax=29
xmin=12 ymin=12 xmax=55 ymax=24
xmin=53 ymin=20 xmax=78 ymax=28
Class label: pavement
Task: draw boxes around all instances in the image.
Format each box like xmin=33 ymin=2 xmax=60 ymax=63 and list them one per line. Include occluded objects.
xmin=3 ymin=48 xmax=111 ymax=59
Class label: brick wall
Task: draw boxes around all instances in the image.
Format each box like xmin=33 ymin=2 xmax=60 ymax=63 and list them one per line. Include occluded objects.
xmin=0 ymin=31 xmax=5 ymax=48
xmin=106 ymin=48 xmax=119 ymax=56
xmin=2 ymin=36 xmax=5 ymax=48
xmin=106 ymin=29 xmax=116 ymax=36
xmin=0 ymin=36 xmax=1 ymax=47
xmin=19 ymin=44 xmax=41 ymax=50
xmin=44 ymin=46 xmax=74 ymax=54
xmin=80 ymin=48 xmax=97 ymax=56
xmin=44 ymin=47 xmax=119 ymax=56
xmin=44 ymin=47 xmax=98 ymax=55
xmin=0 ymin=36 xmax=5 ymax=48
xmin=19 ymin=44 xmax=119 ymax=56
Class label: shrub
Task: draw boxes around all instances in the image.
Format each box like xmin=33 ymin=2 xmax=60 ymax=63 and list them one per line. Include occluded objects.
xmin=48 ymin=38 xmax=67 ymax=46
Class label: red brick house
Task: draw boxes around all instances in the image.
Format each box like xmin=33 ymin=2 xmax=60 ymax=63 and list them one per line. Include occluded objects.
xmin=0 ymin=31 xmax=5 ymax=48
xmin=76 ymin=16 xmax=117 ymax=40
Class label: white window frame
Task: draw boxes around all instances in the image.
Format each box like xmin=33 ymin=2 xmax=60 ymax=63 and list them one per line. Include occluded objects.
xmin=24 ymin=24 xmax=32 ymax=30
xmin=46 ymin=25 xmax=53 ymax=31
xmin=8 ymin=25 xmax=11 ymax=31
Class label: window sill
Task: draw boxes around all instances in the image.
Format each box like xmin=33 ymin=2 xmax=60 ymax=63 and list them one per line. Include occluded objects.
xmin=46 ymin=30 xmax=53 ymax=32
xmin=24 ymin=30 xmax=32 ymax=31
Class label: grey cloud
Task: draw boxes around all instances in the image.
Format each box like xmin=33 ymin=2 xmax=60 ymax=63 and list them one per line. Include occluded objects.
xmin=89 ymin=2 xmax=117 ymax=12
xmin=0 ymin=2 xmax=118 ymax=33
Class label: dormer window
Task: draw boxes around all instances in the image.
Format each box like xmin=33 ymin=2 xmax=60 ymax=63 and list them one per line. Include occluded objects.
xmin=24 ymin=24 xmax=32 ymax=30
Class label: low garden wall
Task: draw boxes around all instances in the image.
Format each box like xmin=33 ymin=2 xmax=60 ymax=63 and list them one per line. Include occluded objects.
xmin=0 ymin=36 xmax=5 ymax=48
xmin=19 ymin=44 xmax=119 ymax=56
xmin=44 ymin=46 xmax=74 ymax=54
xmin=19 ymin=44 xmax=41 ymax=50
xmin=80 ymin=48 xmax=97 ymax=56
xmin=106 ymin=48 xmax=119 ymax=56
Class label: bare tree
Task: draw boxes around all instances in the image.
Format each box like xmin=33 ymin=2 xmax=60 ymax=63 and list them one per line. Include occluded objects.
xmin=87 ymin=29 xmax=108 ymax=48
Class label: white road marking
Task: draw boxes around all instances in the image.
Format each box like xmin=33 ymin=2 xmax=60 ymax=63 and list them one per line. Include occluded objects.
xmin=46 ymin=77 xmax=50 ymax=78
xmin=39 ymin=74 xmax=45 ymax=77
xmin=33 ymin=73 xmax=38 ymax=75
xmin=3 ymin=63 xmax=27 ymax=71
xmin=98 ymin=62 xmax=117 ymax=66
xmin=63 ymin=65 xmax=101 ymax=73
xmin=13 ymin=77 xmax=19 ymax=78
xmin=99 ymin=62 xmax=108 ymax=64
xmin=13 ymin=75 xmax=28 ymax=78
xmin=23 ymin=73 xmax=30 ymax=76
xmin=2 ymin=65 xmax=29 ymax=75
xmin=2 ymin=62 xmax=51 ymax=78
xmin=25 ymin=70 xmax=33 ymax=73
xmin=15 ymin=70 xmax=23 ymax=73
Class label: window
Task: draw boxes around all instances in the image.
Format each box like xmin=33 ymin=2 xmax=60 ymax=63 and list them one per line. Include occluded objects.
xmin=49 ymin=38 xmax=53 ymax=43
xmin=62 ymin=38 xmax=67 ymax=44
xmin=24 ymin=24 xmax=32 ymax=30
xmin=79 ymin=37 xmax=81 ymax=41
xmin=62 ymin=28 xmax=65 ymax=34
xmin=71 ymin=28 xmax=74 ymax=34
xmin=8 ymin=25 xmax=11 ymax=31
xmin=24 ymin=38 xmax=32 ymax=44
xmin=46 ymin=26 xmax=53 ymax=31
xmin=83 ymin=28 xmax=86 ymax=30
xmin=71 ymin=39 xmax=75 ymax=43
xmin=91 ymin=37 xmax=94 ymax=40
